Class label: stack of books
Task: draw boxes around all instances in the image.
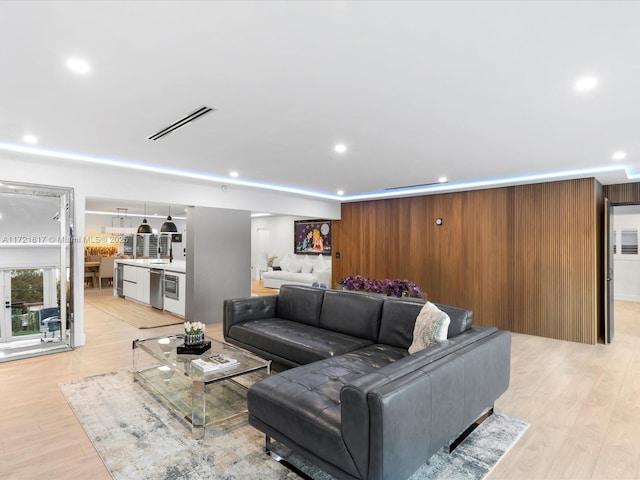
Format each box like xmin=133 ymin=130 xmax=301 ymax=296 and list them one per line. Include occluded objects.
xmin=191 ymin=355 xmax=239 ymax=374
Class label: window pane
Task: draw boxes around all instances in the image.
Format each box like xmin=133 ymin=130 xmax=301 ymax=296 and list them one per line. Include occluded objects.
xmin=136 ymin=234 xmax=145 ymax=257
xmin=11 ymin=269 xmax=44 ymax=336
xmin=621 ymin=229 xmax=638 ymax=255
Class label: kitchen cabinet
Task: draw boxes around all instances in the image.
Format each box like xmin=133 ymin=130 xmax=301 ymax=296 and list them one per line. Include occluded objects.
xmin=123 ymin=279 xmax=137 ymax=299
xmin=116 ymin=259 xmax=186 ymax=314
xmin=137 ymin=267 xmax=150 ymax=304
xmin=122 ymin=265 xmax=150 ymax=305
xmin=123 ymin=265 xmax=137 ymax=299
xmin=123 ymin=265 xmax=137 ymax=282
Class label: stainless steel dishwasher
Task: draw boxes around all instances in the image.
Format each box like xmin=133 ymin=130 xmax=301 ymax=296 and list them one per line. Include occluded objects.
xmin=150 ymin=269 xmax=164 ymax=310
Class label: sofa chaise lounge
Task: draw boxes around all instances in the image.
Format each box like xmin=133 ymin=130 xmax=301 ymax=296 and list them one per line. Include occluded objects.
xmin=262 ymin=253 xmax=331 ymax=289
xmin=223 ymin=285 xmax=511 ymax=480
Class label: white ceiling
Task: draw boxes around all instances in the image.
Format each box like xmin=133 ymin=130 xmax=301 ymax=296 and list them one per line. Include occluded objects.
xmin=1 ymin=0 xmax=639 ymax=203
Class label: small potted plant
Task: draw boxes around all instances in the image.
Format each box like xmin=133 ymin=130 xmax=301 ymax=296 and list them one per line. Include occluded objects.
xmin=184 ymin=321 xmax=205 ymax=346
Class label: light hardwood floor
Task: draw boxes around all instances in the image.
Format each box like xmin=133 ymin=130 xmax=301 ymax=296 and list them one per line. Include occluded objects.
xmin=0 ymin=288 xmax=639 ymax=479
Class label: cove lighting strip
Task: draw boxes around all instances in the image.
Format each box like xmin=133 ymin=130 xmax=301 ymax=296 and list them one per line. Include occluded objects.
xmin=343 ymin=165 xmax=640 ymax=202
xmin=1 ymin=141 xmax=637 ymax=202
xmin=0 ymin=142 xmax=337 ymax=201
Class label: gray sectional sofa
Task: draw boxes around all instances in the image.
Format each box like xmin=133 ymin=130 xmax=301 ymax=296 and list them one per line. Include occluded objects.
xmin=223 ymin=285 xmax=511 ymax=480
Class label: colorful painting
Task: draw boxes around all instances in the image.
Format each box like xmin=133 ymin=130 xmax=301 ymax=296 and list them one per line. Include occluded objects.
xmin=294 ymin=220 xmax=331 ymax=255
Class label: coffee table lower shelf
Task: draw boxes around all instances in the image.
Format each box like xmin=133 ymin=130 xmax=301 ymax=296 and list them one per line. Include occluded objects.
xmin=132 ymin=335 xmax=270 ymax=439
xmin=137 ymin=367 xmax=260 ymax=437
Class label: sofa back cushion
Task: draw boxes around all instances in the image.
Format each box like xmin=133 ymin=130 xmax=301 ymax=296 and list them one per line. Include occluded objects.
xmin=437 ymin=303 xmax=473 ymax=337
xmin=378 ymin=298 xmax=424 ymax=348
xmin=319 ymin=290 xmax=384 ymax=342
xmin=276 ymin=285 xmax=325 ymax=326
xmin=378 ymin=297 xmax=474 ymax=348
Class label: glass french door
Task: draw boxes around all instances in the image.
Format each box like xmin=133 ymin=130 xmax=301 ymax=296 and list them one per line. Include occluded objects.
xmin=0 ymin=182 xmax=74 ymax=359
xmin=0 ymin=268 xmax=57 ymax=342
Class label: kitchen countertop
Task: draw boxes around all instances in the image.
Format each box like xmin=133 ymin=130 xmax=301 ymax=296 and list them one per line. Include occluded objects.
xmin=114 ymin=258 xmax=186 ymax=273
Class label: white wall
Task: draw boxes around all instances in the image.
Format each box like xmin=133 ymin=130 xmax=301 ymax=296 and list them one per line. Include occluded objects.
xmin=186 ymin=207 xmax=251 ymax=324
xmin=0 ymin=152 xmax=341 ymax=346
xmin=613 ymin=208 xmax=640 ymax=302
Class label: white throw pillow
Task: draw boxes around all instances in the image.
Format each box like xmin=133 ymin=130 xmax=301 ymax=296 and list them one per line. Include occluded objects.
xmin=288 ymin=258 xmax=303 ymax=273
xmin=279 ymin=254 xmax=293 ymax=272
xmin=408 ymin=302 xmax=450 ymax=354
xmin=313 ymin=254 xmax=327 ymax=271
xmin=301 ymin=255 xmax=314 ymax=273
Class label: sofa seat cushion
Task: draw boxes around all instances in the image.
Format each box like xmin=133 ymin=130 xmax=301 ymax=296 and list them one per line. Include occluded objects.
xmin=263 ymin=270 xmax=316 ymax=284
xmin=228 ymin=319 xmax=373 ymax=365
xmin=262 ymin=271 xmax=332 ymax=289
xmin=248 ymin=344 xmax=406 ymax=478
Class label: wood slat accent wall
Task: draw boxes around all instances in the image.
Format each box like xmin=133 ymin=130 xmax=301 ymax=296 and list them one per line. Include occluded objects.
xmin=333 ymin=178 xmax=601 ymax=344
xmin=603 ymin=182 xmax=640 ymax=204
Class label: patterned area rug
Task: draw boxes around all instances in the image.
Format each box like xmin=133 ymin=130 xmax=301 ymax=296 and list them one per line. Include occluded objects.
xmin=59 ymin=371 xmax=528 ymax=480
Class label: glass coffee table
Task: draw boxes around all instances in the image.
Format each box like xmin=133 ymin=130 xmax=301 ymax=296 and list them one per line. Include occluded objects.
xmin=132 ymin=334 xmax=270 ymax=439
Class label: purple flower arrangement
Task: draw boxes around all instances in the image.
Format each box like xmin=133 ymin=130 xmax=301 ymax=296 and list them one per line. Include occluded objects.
xmin=338 ymin=274 xmax=423 ymax=298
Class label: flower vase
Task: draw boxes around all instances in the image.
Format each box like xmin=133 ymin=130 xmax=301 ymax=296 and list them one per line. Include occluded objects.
xmin=185 ymin=333 xmax=204 ymax=346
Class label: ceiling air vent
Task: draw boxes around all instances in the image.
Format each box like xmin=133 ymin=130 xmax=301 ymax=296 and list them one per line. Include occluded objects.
xmin=147 ymin=106 xmax=214 ymax=141
xmin=385 ymin=181 xmax=444 ymax=191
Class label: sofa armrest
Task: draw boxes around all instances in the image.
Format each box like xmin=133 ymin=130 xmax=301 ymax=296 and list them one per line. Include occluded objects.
xmin=341 ymin=329 xmax=511 ymax=480
xmin=223 ymin=295 xmax=278 ymax=338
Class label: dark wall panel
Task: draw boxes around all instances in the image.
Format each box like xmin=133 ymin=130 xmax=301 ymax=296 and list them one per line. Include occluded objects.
xmin=333 ymin=178 xmax=600 ymax=344
xmin=603 ymin=182 xmax=640 ymax=203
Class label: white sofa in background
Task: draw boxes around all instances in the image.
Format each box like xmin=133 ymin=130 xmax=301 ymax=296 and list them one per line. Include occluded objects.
xmin=262 ymin=254 xmax=331 ymax=289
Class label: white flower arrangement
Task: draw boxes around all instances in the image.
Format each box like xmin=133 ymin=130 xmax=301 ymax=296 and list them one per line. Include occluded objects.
xmin=184 ymin=321 xmax=205 ymax=335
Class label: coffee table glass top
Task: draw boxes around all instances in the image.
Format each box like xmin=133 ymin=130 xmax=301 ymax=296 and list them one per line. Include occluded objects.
xmin=134 ymin=334 xmax=268 ymax=382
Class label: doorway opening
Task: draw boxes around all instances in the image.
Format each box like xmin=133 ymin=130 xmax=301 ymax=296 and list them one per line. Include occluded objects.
xmin=607 ymin=203 xmax=640 ymax=343
xmin=0 ymin=181 xmax=75 ymax=362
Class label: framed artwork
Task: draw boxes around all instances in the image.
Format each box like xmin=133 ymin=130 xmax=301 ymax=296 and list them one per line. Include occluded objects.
xmin=294 ymin=220 xmax=331 ymax=255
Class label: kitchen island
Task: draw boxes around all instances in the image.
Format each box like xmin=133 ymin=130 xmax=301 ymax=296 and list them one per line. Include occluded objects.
xmin=115 ymin=259 xmax=186 ymax=317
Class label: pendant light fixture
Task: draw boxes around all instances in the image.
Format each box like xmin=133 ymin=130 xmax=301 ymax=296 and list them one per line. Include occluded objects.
xmin=161 ymin=206 xmax=178 ymax=233
xmin=137 ymin=202 xmax=153 ymax=234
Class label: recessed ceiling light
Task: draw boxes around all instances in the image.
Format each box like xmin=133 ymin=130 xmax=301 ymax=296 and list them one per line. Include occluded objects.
xmin=334 ymin=144 xmax=347 ymax=154
xmin=438 ymin=177 xmax=448 ymax=183
xmin=612 ymin=151 xmax=627 ymax=161
xmin=575 ymin=76 xmax=598 ymax=92
xmin=229 ymin=171 xmax=239 ymax=178
xmin=66 ymin=57 xmax=91 ymax=74
xmin=337 ymin=190 xmax=344 ymax=196
xmin=22 ymin=134 xmax=38 ymax=144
